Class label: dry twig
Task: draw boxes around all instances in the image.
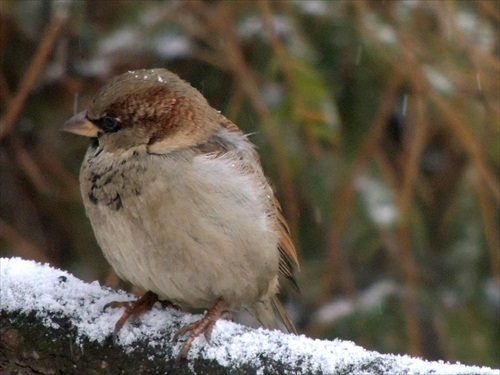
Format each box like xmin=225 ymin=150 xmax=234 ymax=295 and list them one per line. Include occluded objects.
xmin=0 ymin=15 xmax=66 ymax=139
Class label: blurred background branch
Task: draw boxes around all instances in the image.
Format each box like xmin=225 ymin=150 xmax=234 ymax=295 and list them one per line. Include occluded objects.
xmin=0 ymin=0 xmax=498 ymax=368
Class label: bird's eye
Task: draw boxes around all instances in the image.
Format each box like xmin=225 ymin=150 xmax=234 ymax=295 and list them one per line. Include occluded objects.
xmin=96 ymin=116 xmax=121 ymax=133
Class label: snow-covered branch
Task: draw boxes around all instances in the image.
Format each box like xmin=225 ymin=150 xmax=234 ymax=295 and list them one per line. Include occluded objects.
xmin=0 ymin=258 xmax=496 ymax=374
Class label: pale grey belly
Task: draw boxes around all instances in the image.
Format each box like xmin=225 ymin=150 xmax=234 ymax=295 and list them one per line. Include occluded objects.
xmin=83 ymin=164 xmax=280 ymax=310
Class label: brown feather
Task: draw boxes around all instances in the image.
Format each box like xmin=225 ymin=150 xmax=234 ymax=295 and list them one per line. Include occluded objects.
xmin=201 ymin=115 xmax=300 ymax=291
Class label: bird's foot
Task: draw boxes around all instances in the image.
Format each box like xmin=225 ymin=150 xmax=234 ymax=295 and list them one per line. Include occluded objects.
xmin=174 ymin=297 xmax=231 ymax=360
xmin=104 ymin=291 xmax=177 ymax=341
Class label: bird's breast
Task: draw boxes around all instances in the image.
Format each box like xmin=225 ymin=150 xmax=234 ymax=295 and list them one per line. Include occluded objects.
xmin=80 ymin=145 xmax=280 ymax=310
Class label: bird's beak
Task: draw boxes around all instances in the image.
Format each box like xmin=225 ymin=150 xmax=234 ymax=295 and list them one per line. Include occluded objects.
xmin=61 ymin=110 xmax=99 ymax=138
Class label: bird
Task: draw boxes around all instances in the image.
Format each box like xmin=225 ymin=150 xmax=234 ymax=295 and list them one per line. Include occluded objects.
xmin=62 ymin=68 xmax=299 ymax=359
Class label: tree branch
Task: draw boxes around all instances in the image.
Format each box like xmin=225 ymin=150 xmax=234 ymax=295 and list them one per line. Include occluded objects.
xmin=0 ymin=258 xmax=496 ymax=375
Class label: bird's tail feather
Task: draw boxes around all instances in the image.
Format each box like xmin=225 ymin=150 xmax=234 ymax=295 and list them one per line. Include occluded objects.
xmin=251 ymin=296 xmax=297 ymax=334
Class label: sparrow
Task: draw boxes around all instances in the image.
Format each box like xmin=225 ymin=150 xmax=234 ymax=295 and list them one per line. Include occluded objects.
xmin=62 ymin=68 xmax=299 ymax=359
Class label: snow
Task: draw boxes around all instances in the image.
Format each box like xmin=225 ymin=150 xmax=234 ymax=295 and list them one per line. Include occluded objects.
xmin=424 ymin=66 xmax=454 ymax=94
xmin=293 ymin=0 xmax=329 ymax=16
xmin=455 ymin=11 xmax=495 ymax=51
xmin=238 ymin=15 xmax=292 ymax=40
xmin=98 ymin=29 xmax=139 ymax=55
xmin=356 ymin=174 xmax=398 ymax=228
xmin=484 ymin=278 xmax=500 ymax=310
xmin=154 ymin=35 xmax=192 ymax=60
xmin=313 ymin=280 xmax=401 ymax=325
xmin=261 ymin=83 xmax=284 ymax=108
xmin=1 ymin=257 xmax=498 ymax=374
xmin=363 ymin=14 xmax=398 ymax=46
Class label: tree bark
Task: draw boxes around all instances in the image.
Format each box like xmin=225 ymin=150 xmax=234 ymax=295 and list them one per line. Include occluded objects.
xmin=1 ymin=258 xmax=497 ymax=375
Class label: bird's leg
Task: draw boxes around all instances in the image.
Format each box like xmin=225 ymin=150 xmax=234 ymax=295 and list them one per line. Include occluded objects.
xmin=104 ymin=291 xmax=177 ymax=341
xmin=174 ymin=297 xmax=231 ymax=360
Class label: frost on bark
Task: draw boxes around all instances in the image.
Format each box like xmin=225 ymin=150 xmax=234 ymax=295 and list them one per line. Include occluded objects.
xmin=1 ymin=258 xmax=497 ymax=375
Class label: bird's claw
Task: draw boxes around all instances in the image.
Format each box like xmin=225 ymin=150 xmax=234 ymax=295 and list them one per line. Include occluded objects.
xmin=104 ymin=291 xmax=160 ymax=341
xmin=174 ymin=297 xmax=227 ymax=360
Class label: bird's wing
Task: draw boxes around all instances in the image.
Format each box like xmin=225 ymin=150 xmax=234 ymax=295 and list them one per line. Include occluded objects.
xmin=201 ymin=116 xmax=299 ymax=290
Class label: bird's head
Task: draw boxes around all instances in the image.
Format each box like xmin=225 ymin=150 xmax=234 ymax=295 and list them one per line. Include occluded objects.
xmin=62 ymin=69 xmax=220 ymax=153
